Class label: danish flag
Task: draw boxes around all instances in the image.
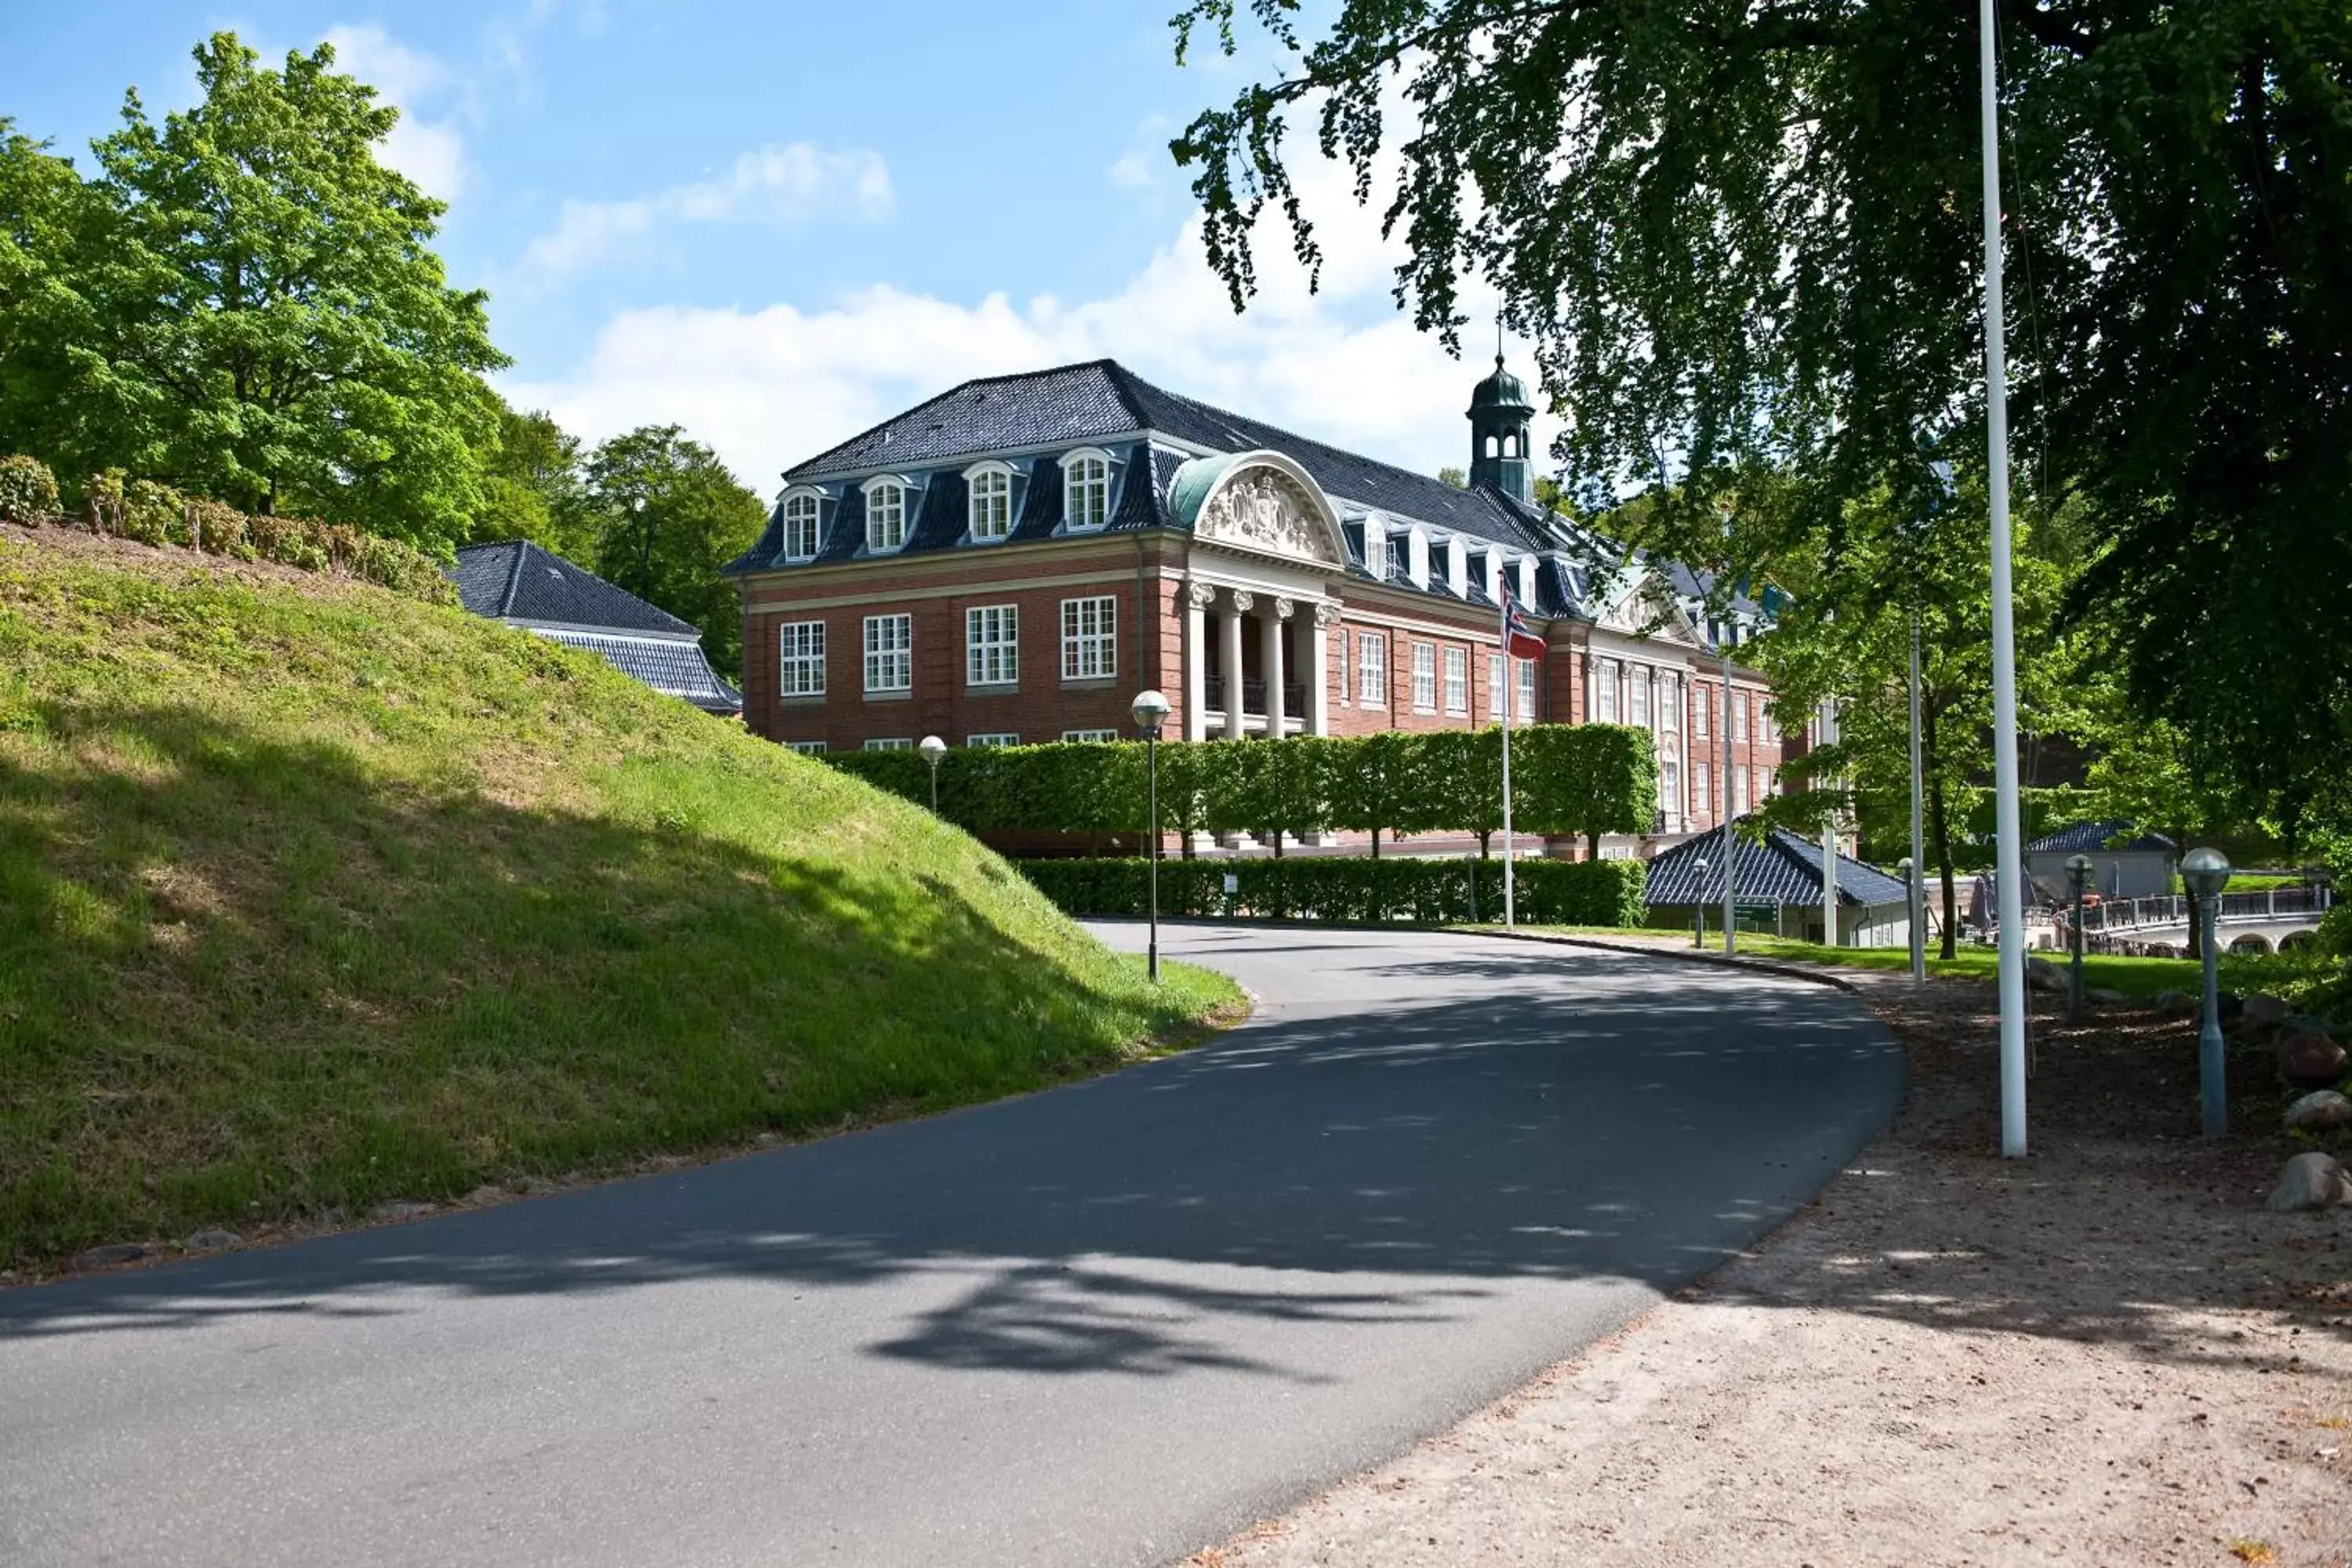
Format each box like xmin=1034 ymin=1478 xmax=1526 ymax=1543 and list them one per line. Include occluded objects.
xmin=1502 ymin=586 xmax=1548 ymax=661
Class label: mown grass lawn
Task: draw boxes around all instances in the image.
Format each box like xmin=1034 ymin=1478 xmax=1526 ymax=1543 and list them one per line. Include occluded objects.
xmin=0 ymin=534 xmax=1242 ymax=1269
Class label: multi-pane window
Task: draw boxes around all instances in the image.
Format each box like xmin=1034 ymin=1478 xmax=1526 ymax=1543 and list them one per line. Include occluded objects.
xmin=967 ymin=732 xmax=1019 ymax=748
xmin=1754 ymin=694 xmax=1766 ymax=740
xmin=1060 ymin=595 xmax=1116 ymax=680
xmin=1411 ymin=643 xmax=1438 ymax=711
xmin=1755 ymin=765 xmax=1770 ymax=804
xmin=786 ymin=739 xmax=827 ymax=756
xmin=783 ymin=493 xmax=821 ymax=561
xmin=968 ymin=469 xmax=1011 ymax=541
xmin=1357 ymin=632 xmax=1387 ymax=705
xmin=1693 ymin=768 xmax=1710 ymax=818
xmin=862 ymin=613 xmax=912 ymax=693
xmin=1733 ymin=764 xmax=1749 ymax=814
xmin=1732 ymin=688 xmax=1749 ymax=742
xmin=779 ymin=620 xmax=826 ymax=696
xmin=865 ymin=482 xmax=906 ymax=552
xmin=1064 ymin=454 xmax=1109 ymax=530
xmin=1362 ymin=525 xmax=1386 ymax=579
xmin=1595 ymin=661 xmax=1619 ymax=722
xmin=1443 ymin=647 xmax=1468 ymax=714
xmin=1517 ymin=658 xmax=1537 ymax=720
xmin=1693 ymin=687 xmax=1710 ymax=739
xmin=1062 ymin=728 xmax=1119 ymax=743
xmin=965 ymin=604 xmax=1018 ymax=687
xmin=864 ymin=737 xmax=913 ymax=751
xmin=1631 ymin=666 xmax=1652 ymax=728
xmin=1659 ymin=673 xmax=1679 ymax=732
xmin=1661 ymin=758 xmax=1680 ymax=817
xmin=1488 ymin=654 xmax=1506 ymax=720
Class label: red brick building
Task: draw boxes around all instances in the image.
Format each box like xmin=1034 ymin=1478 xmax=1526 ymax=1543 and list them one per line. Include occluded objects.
xmin=727 ymin=358 xmax=1781 ymax=856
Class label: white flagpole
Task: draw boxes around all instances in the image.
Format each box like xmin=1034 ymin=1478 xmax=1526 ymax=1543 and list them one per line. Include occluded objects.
xmin=1501 ymin=594 xmax=1516 ymax=927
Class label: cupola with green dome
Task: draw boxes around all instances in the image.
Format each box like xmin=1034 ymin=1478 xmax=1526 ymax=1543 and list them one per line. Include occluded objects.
xmin=1468 ymin=353 xmax=1535 ymax=504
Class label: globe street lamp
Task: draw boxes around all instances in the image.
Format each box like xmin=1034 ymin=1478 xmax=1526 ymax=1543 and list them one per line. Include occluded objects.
xmin=1897 ymin=856 xmax=1924 ymax=986
xmin=1131 ymin=690 xmax=1172 ymax=982
xmin=2180 ymin=846 xmax=2232 ymax=1136
xmin=2063 ymin=852 xmax=2095 ymax=1022
xmin=1693 ymin=857 xmax=1709 ymax=949
xmin=916 ymin=735 xmax=947 ymax=814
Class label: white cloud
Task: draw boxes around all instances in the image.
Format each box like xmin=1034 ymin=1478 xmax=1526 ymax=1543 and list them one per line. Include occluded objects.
xmin=514 ymin=143 xmax=894 ymax=283
xmin=503 ymin=164 xmax=1548 ymax=495
xmin=324 ymin=24 xmax=471 ymax=201
xmin=1108 ymin=151 xmax=1156 ymax=188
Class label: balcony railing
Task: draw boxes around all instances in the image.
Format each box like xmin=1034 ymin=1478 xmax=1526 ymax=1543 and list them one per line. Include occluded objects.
xmin=1201 ymin=677 xmax=1310 ymax=721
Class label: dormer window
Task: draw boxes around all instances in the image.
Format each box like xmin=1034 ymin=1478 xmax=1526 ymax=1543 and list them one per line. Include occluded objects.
xmin=1063 ymin=449 xmax=1111 ymax=531
xmin=782 ymin=491 xmax=821 ymax=562
xmin=965 ymin=462 xmax=1012 ymax=543
xmin=1406 ymin=527 xmax=1430 ymax=589
xmin=1445 ymin=537 xmax=1468 ymax=597
xmin=1362 ymin=521 xmax=1387 ymax=579
xmin=1484 ymin=546 xmax=1504 ymax=602
xmin=862 ymin=478 xmax=907 ymax=552
xmin=1516 ymin=555 xmax=1537 ymax=607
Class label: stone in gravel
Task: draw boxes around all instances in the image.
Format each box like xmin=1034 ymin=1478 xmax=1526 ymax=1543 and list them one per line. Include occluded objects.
xmin=2244 ymin=993 xmax=2291 ymax=1027
xmin=183 ymin=1229 xmax=243 ymax=1252
xmin=2264 ymin=1152 xmax=2352 ymax=1212
xmin=2278 ymin=1028 xmax=2347 ymax=1091
xmin=462 ymin=1185 xmax=506 ymax=1207
xmin=2087 ymin=987 xmax=2126 ymax=1006
xmin=69 ymin=1242 xmax=155 ymax=1271
xmin=2154 ymin=989 xmax=2196 ymax=1017
xmin=2284 ymin=1091 xmax=2352 ymax=1133
xmin=369 ymin=1200 xmax=440 ymax=1223
xmin=2026 ymin=955 xmax=2067 ymax=995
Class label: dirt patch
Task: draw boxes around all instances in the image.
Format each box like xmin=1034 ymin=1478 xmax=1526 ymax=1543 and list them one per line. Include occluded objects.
xmin=1194 ymin=965 xmax=2352 ymax=1568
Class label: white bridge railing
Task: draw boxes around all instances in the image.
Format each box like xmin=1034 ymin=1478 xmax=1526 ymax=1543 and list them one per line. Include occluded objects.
xmin=2069 ymin=885 xmax=2331 ymax=934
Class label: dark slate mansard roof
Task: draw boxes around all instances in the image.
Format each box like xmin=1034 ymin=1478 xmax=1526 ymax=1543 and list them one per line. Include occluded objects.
xmin=726 ymin=359 xmax=1614 ymax=613
xmin=2026 ymin=820 xmax=2180 ymax=856
xmin=1644 ymin=825 xmax=1912 ymax=909
xmin=450 ymin=541 xmax=742 ymax=716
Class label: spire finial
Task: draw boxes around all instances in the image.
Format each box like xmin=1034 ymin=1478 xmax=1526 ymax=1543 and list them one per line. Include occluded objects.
xmin=1495 ymin=321 xmax=1504 ymax=366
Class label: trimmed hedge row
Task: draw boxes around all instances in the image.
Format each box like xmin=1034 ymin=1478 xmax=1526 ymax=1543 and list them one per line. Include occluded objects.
xmin=829 ymin=725 xmax=1658 ymax=853
xmin=1015 ymin=855 xmax=1650 ymax=927
xmin=0 ymin=456 xmax=455 ymax=604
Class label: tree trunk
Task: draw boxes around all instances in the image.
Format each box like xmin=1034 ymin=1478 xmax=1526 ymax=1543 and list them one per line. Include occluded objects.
xmin=1584 ymin=828 xmax=1600 ymax=859
xmin=1477 ymin=830 xmax=1492 ymax=858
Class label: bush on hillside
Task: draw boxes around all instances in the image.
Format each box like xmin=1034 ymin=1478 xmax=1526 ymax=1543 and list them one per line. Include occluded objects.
xmin=0 ymin=456 xmax=60 ymax=522
xmin=1016 ymin=855 xmax=1649 ymax=927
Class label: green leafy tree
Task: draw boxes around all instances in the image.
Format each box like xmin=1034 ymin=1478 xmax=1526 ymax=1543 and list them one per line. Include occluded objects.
xmin=1515 ymin=724 xmax=1658 ymax=860
xmin=0 ymin=122 xmax=117 ymax=485
xmin=1421 ymin=728 xmax=1504 ymax=856
xmin=474 ymin=403 xmax=597 ymax=558
xmin=1329 ymin=730 xmax=1431 ymax=858
xmin=584 ymin=425 xmax=767 ymax=680
xmin=60 ymin=33 xmax=506 ymax=543
xmin=1171 ymin=0 xmax=2352 ymax=841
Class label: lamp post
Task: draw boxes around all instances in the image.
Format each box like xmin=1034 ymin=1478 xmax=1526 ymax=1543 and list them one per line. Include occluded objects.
xmin=1131 ymin=689 xmax=1171 ymax=983
xmin=2181 ymin=847 xmax=2231 ymax=1136
xmin=1898 ymin=856 xmax=1924 ymax=985
xmin=1694 ymin=857 xmax=1709 ymax=949
xmin=917 ymin=735 xmax=947 ymax=814
xmin=2063 ymin=853 xmax=2093 ymax=1022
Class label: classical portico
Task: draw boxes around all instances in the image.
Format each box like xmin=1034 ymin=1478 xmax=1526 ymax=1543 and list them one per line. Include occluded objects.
xmin=1170 ymin=450 xmax=1349 ymax=743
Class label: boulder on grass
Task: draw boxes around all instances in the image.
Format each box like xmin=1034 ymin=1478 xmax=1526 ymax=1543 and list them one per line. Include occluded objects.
xmin=2088 ymin=986 xmax=2127 ymax=1006
xmin=2026 ymin=955 xmax=2068 ymax=995
xmin=2155 ymin=989 xmax=2197 ymax=1018
xmin=2279 ymin=1029 xmax=2348 ymax=1092
xmin=2244 ymin=993 xmax=2291 ymax=1027
xmin=2265 ymin=1152 xmax=2352 ymax=1212
xmin=2285 ymin=1091 xmax=2352 ymax=1133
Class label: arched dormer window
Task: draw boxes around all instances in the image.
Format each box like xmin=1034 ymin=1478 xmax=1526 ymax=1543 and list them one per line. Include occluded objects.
xmin=1516 ymin=555 xmax=1537 ymax=608
xmin=1407 ymin=526 xmax=1430 ymax=589
xmin=1484 ymin=546 xmax=1504 ymax=602
xmin=964 ymin=460 xmax=1012 ymax=543
xmin=862 ymin=476 xmax=909 ymax=553
xmin=1444 ymin=536 xmax=1468 ymax=597
xmin=781 ymin=488 xmax=822 ymax=562
xmin=1361 ymin=518 xmax=1387 ymax=578
xmin=1062 ymin=448 xmax=1112 ymax=531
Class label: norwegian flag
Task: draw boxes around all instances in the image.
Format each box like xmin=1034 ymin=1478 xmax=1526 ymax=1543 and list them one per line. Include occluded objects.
xmin=1501 ymin=586 xmax=1548 ymax=661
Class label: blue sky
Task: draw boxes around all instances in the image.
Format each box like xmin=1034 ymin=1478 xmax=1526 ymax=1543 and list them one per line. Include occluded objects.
xmin=2 ymin=1 xmax=1545 ymax=492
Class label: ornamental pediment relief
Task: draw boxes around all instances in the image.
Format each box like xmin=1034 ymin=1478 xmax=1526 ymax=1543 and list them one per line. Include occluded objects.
xmin=1599 ymin=576 xmax=1699 ymax=643
xmin=1195 ymin=466 xmax=1345 ymax=568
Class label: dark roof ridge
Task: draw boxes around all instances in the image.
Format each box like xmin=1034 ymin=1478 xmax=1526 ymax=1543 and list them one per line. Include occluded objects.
xmin=786 ymin=358 xmax=1140 ymax=481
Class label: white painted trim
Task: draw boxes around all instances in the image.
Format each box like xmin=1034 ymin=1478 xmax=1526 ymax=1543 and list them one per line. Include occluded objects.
xmin=1060 ymin=447 xmax=1115 ymax=534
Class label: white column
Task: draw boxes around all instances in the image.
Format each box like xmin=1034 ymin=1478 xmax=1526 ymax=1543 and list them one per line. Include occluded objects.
xmin=1308 ymin=603 xmax=1338 ymax=736
xmin=1222 ymin=592 xmax=1250 ymax=741
xmin=1264 ymin=598 xmax=1292 ymax=737
xmin=1183 ymin=581 xmax=1212 ymax=743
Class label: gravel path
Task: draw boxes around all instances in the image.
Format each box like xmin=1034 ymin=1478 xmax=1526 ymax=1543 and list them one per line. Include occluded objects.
xmin=1193 ymin=946 xmax=2352 ymax=1568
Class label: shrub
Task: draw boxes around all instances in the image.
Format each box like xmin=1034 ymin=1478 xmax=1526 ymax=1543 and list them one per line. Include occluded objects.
xmin=0 ymin=456 xmax=60 ymax=523
xmin=185 ymin=497 xmax=247 ymax=557
xmin=1014 ymin=854 xmax=1650 ymax=927
xmin=83 ymin=469 xmax=127 ymax=533
xmin=120 ymin=479 xmax=187 ymax=546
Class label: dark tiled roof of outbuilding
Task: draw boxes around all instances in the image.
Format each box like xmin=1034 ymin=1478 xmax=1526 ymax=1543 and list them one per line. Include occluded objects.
xmin=2026 ymin=820 xmax=2180 ymax=855
xmin=451 ymin=541 xmax=701 ymax=640
xmin=1645 ymin=825 xmax=1911 ymax=908
xmin=537 ymin=629 xmax=742 ymax=716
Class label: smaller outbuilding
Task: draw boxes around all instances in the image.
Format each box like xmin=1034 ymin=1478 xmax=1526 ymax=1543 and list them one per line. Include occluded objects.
xmin=2024 ymin=820 xmax=2179 ymax=902
xmin=450 ymin=541 xmax=742 ymax=717
xmin=1646 ymin=825 xmax=1915 ymax=948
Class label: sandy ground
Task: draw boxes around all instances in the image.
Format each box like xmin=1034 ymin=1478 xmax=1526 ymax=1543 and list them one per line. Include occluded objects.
xmin=1194 ymin=949 xmax=2352 ymax=1568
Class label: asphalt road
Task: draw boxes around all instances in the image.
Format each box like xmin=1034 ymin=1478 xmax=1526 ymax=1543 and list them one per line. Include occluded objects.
xmin=0 ymin=924 xmax=1903 ymax=1568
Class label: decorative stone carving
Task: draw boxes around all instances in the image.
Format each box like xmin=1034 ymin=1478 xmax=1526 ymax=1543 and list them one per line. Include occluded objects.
xmin=1229 ymin=590 xmax=1255 ymax=615
xmin=1272 ymin=596 xmax=1295 ymax=621
xmin=1312 ymin=601 xmax=1342 ymax=628
xmin=1196 ymin=466 xmax=1341 ymax=566
xmin=1185 ymin=579 xmax=1218 ymax=611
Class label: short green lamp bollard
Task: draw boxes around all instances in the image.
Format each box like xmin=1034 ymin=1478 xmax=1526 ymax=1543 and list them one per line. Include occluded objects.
xmin=2180 ymin=846 xmax=2232 ymax=1137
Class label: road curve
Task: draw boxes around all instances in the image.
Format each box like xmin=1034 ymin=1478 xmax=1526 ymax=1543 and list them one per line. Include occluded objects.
xmin=0 ymin=925 xmax=1902 ymax=1568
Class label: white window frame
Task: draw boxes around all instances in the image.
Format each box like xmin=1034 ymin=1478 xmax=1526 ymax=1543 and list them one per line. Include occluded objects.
xmin=1411 ymin=642 xmax=1438 ymax=712
xmin=1631 ymin=666 xmax=1651 ymax=728
xmin=1595 ymin=659 xmax=1620 ymax=723
xmin=1516 ymin=658 xmax=1537 ymax=720
xmin=864 ymin=737 xmax=913 ymax=752
xmin=786 ymin=739 xmax=827 ymax=756
xmin=1661 ymin=757 xmax=1680 ymax=816
xmin=964 ymin=461 xmax=1013 ymax=543
xmin=862 ymin=612 xmax=912 ymax=694
xmin=781 ymin=488 xmax=822 ymax=562
xmin=964 ymin=603 xmax=1018 ymax=688
xmin=1445 ymin=538 xmax=1469 ymax=597
xmin=1488 ymin=653 xmax=1505 ymax=720
xmin=1694 ymin=767 xmax=1710 ymax=817
xmin=1484 ymin=546 xmax=1504 ymax=603
xmin=1060 ymin=594 xmax=1116 ymax=681
xmin=1516 ymin=554 xmax=1537 ymax=606
xmin=1694 ymin=686 xmax=1710 ymax=739
xmin=1443 ymin=646 xmax=1468 ymax=714
xmin=967 ymin=732 xmax=1020 ymax=749
xmin=779 ymin=619 xmax=826 ymax=697
xmin=1357 ymin=631 xmax=1387 ymax=706
xmin=1407 ymin=528 xmax=1429 ymax=589
xmin=1062 ymin=448 xmax=1112 ymax=532
xmin=1733 ymin=764 xmax=1749 ymax=815
xmin=1733 ymin=689 xmax=1749 ymax=742
xmin=1755 ymin=764 xmax=1770 ymax=804
xmin=861 ymin=476 xmax=909 ymax=553
xmin=1062 ymin=728 xmax=1119 ymax=743
xmin=1361 ymin=521 xmax=1387 ymax=579
xmin=1659 ymin=673 xmax=1679 ymax=733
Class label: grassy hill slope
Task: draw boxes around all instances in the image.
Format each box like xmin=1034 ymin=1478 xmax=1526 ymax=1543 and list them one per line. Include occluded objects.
xmin=0 ymin=531 xmax=1237 ymax=1269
